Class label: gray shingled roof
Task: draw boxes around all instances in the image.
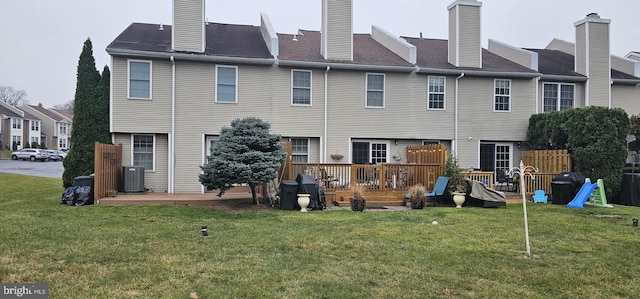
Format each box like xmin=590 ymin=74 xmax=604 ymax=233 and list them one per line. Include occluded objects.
xmin=277 ymin=30 xmax=414 ymax=67
xmin=0 ymin=105 xmax=21 ymax=118
xmin=527 ymin=48 xmax=638 ymax=80
xmin=108 ymin=22 xmax=272 ymax=59
xmin=20 ymin=109 xmax=41 ymax=122
xmin=405 ymin=37 xmax=537 ymax=73
xmin=28 ymin=104 xmax=65 ymax=122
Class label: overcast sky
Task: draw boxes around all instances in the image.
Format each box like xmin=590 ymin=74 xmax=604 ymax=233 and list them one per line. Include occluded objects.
xmin=1 ymin=0 xmax=639 ymax=108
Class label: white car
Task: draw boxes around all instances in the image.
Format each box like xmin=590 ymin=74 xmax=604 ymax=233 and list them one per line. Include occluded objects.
xmin=11 ymin=148 xmax=48 ymax=161
xmin=56 ymin=150 xmax=68 ymax=160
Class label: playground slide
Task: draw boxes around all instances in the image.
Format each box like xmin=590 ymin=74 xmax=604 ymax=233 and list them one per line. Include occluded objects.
xmin=567 ymin=182 xmax=598 ymax=208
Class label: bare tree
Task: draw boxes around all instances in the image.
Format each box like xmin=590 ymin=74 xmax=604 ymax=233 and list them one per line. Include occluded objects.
xmin=53 ymin=100 xmax=75 ymax=113
xmin=0 ymin=86 xmax=28 ymax=106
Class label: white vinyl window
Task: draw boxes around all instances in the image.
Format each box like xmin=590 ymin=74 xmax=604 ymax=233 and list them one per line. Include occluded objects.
xmin=59 ymin=124 xmax=67 ymax=135
xmin=494 ymin=79 xmax=511 ymax=112
xmin=292 ymin=70 xmax=312 ymax=105
xmin=291 ymin=138 xmax=309 ymax=163
xmin=543 ymin=83 xmax=575 ymax=112
xmin=216 ymin=65 xmax=238 ymax=103
xmin=132 ymin=134 xmax=155 ymax=171
xmin=59 ymin=138 xmax=67 ymax=150
xmin=128 ymin=60 xmax=152 ymax=99
xmin=30 ymin=136 xmax=39 ymax=145
xmin=366 ymin=73 xmax=385 ymax=108
xmin=428 ymin=76 xmax=446 ymax=110
xmin=12 ymin=118 xmax=21 ymax=129
xmin=30 ymin=120 xmax=40 ymax=131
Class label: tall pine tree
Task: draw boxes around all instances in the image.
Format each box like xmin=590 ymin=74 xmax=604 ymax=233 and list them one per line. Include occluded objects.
xmin=62 ymin=38 xmax=110 ymax=187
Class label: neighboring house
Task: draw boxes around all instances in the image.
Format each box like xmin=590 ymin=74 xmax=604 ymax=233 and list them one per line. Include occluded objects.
xmin=21 ymin=110 xmax=43 ymax=148
xmin=0 ymin=101 xmax=26 ymax=150
xmin=107 ymin=0 xmax=640 ymax=194
xmin=21 ymin=104 xmax=72 ymax=150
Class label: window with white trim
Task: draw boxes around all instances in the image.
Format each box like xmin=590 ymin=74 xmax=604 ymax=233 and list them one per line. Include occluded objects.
xmin=30 ymin=120 xmax=40 ymax=131
xmin=59 ymin=138 xmax=67 ymax=149
xmin=292 ymin=70 xmax=312 ymax=105
xmin=30 ymin=136 xmax=39 ymax=145
xmin=133 ymin=135 xmax=154 ymax=171
xmin=59 ymin=124 xmax=67 ymax=135
xmin=366 ymin=73 xmax=385 ymax=108
xmin=428 ymin=76 xmax=445 ymax=110
xmin=12 ymin=135 xmax=21 ymax=147
xmin=12 ymin=118 xmax=21 ymax=129
xmin=291 ymin=138 xmax=309 ymax=163
xmin=543 ymin=83 xmax=574 ymax=112
xmin=352 ymin=141 xmax=388 ymax=164
xmin=128 ymin=60 xmax=152 ymax=99
xmin=216 ymin=65 xmax=237 ymax=103
xmin=494 ymin=79 xmax=511 ymax=111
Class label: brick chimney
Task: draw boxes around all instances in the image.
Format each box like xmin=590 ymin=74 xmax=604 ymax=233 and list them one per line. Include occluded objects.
xmin=575 ymin=13 xmax=611 ymax=107
xmin=172 ymin=0 xmax=205 ymax=53
xmin=321 ymin=0 xmax=353 ymax=61
xmin=447 ymin=0 xmax=482 ymax=68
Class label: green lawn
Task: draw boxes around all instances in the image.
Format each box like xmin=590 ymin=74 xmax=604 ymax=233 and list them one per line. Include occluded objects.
xmin=1 ymin=173 xmax=639 ymax=298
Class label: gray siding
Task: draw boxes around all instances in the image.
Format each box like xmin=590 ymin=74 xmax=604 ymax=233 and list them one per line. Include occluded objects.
xmin=612 ymin=85 xmax=640 ymax=114
xmin=172 ymin=0 xmax=204 ymax=52
xmin=575 ymin=24 xmax=587 ymax=75
xmin=587 ymin=22 xmax=611 ymax=107
xmin=546 ymin=38 xmax=575 ymax=55
xmin=371 ymin=26 xmax=415 ymax=64
xmin=458 ymin=5 xmax=481 ymax=68
xmin=115 ymin=133 xmax=169 ymax=193
xmin=448 ymin=7 xmax=457 ymax=66
xmin=321 ymin=0 xmax=352 ymax=61
xmin=111 ymin=57 xmax=172 ymax=133
xmin=488 ymin=40 xmax=537 ymax=70
xmin=612 ymin=56 xmax=635 ymax=76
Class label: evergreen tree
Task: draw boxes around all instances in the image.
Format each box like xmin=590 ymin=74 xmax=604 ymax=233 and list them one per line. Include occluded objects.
xmin=199 ymin=117 xmax=286 ymax=204
xmin=95 ymin=66 xmax=111 ymax=143
xmin=62 ymin=38 xmax=105 ymax=188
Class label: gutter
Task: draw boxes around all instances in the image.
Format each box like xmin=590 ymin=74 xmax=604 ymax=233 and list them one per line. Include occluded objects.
xmin=418 ymin=67 xmax=540 ymax=78
xmin=278 ymin=60 xmax=416 ymax=73
xmin=106 ymin=48 xmax=276 ymax=65
xmin=539 ymin=74 xmax=588 ymax=82
xmin=611 ymin=78 xmax=640 ymax=85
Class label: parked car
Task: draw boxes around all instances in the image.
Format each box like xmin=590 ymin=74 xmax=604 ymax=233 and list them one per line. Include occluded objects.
xmin=45 ymin=150 xmax=62 ymax=161
xmin=56 ymin=150 xmax=68 ymax=160
xmin=11 ymin=148 xmax=48 ymax=161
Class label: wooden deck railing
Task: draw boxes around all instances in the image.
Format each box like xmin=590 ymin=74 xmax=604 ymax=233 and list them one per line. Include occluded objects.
xmin=291 ymin=163 xmax=443 ymax=192
xmin=291 ymin=163 xmax=558 ymax=196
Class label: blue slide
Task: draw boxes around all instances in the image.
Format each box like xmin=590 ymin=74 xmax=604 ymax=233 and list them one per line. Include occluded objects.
xmin=567 ymin=182 xmax=597 ymax=208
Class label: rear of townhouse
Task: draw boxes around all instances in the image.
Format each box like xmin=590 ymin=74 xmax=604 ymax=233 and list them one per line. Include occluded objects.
xmin=107 ymin=0 xmax=640 ymax=194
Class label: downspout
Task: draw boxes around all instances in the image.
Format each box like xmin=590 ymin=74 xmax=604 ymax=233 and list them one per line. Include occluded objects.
xmin=170 ymin=55 xmax=175 ymax=193
xmin=535 ymin=76 xmax=540 ymax=114
xmin=323 ymin=66 xmax=330 ymax=163
xmin=454 ymin=73 xmax=465 ymax=157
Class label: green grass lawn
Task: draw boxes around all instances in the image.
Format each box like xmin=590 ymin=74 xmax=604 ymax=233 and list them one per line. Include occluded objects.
xmin=1 ymin=173 xmax=639 ymax=298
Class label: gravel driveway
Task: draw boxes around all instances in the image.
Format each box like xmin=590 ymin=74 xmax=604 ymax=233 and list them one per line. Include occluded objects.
xmin=0 ymin=159 xmax=64 ymax=179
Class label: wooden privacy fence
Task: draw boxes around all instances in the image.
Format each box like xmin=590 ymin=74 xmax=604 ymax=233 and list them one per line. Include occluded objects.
xmin=94 ymin=142 xmax=122 ymax=200
xmin=521 ymin=172 xmax=556 ymax=195
xmin=406 ymin=144 xmax=447 ymax=164
xmin=522 ymin=149 xmax=571 ymax=173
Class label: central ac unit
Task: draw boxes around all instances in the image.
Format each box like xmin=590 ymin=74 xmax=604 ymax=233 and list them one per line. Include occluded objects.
xmin=122 ymin=166 xmax=145 ymax=192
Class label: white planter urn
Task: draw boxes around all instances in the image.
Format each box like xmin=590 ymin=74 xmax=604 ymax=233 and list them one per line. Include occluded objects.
xmin=452 ymin=192 xmax=466 ymax=208
xmin=297 ymin=193 xmax=311 ymax=212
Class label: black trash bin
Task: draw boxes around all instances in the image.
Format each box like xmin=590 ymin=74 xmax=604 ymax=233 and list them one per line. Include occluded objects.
xmin=73 ymin=174 xmax=95 ymax=205
xmin=296 ymin=173 xmax=319 ymax=210
xmin=550 ymin=172 xmax=585 ymax=204
xmin=279 ymin=180 xmax=298 ymax=210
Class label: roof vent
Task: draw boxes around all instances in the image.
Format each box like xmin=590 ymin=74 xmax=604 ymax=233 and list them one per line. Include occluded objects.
xmin=205 ymin=18 xmax=209 ymax=26
xmin=159 ymin=23 xmax=164 ymax=31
